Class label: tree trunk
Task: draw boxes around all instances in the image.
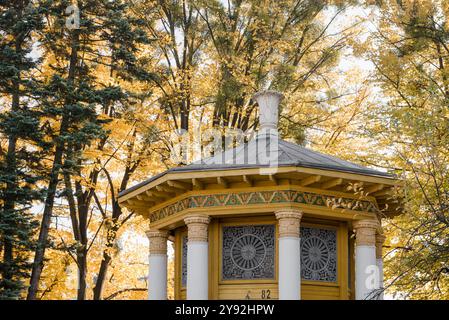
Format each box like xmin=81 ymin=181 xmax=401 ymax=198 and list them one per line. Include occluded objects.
xmin=92 ymin=205 xmax=121 ymax=300
xmin=92 ymin=249 xmax=112 ymax=299
xmin=26 ymin=123 xmax=67 ymax=300
xmin=93 ymin=146 xmax=135 ymax=299
xmin=180 ymin=103 xmax=189 ymax=132
xmin=76 ymin=248 xmax=87 ymax=300
xmin=27 ymin=28 xmax=80 ymax=300
xmin=76 ymin=198 xmax=89 ymax=300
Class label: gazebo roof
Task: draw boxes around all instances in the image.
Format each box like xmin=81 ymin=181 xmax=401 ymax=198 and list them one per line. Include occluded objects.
xmin=181 ymin=134 xmax=391 ymax=177
xmin=118 ymin=90 xmax=402 ymax=222
xmin=118 ymin=133 xmax=392 ymax=198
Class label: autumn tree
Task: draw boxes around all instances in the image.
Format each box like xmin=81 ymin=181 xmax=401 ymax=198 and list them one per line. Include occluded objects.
xmin=131 ymin=0 xmax=365 ymax=163
xmin=5 ymin=0 xmax=446 ymax=301
xmin=91 ymin=106 xmax=164 ymax=300
xmin=193 ymin=0 xmax=362 ymax=142
xmin=27 ymin=0 xmax=152 ymax=300
xmin=0 ymin=0 xmax=46 ymax=299
xmin=357 ymin=0 xmax=449 ymax=299
xmin=129 ymin=0 xmax=209 ymax=134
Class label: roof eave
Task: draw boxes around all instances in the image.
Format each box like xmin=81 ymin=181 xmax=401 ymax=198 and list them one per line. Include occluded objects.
xmin=118 ymin=164 xmax=400 ymax=203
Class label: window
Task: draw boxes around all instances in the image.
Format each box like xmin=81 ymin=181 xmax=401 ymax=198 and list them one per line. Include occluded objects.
xmin=222 ymin=225 xmax=275 ymax=280
xmin=300 ymin=227 xmax=337 ymax=282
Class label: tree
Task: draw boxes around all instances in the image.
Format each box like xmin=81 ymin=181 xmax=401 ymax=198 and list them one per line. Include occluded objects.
xmin=132 ymin=0 xmax=364 ymax=162
xmin=91 ymin=119 xmax=163 ymax=300
xmin=130 ymin=0 xmax=209 ymax=133
xmin=28 ymin=1 xmax=145 ymax=299
xmin=357 ymin=0 xmax=449 ymax=298
xmin=5 ymin=0 xmax=442 ymax=300
xmin=26 ymin=0 xmax=153 ymax=300
xmin=0 ymin=0 xmax=46 ymax=299
xmin=194 ymin=0 xmax=361 ymax=139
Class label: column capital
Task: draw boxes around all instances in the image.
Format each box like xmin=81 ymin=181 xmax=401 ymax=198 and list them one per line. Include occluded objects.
xmin=375 ymin=233 xmax=387 ymax=259
xmin=275 ymin=209 xmax=303 ymax=220
xmin=184 ymin=214 xmax=210 ymax=242
xmin=275 ymin=209 xmax=303 ymax=238
xmin=353 ymin=219 xmax=378 ymax=246
xmin=146 ymin=229 xmax=170 ymax=239
xmin=353 ymin=219 xmax=379 ymax=230
xmin=146 ymin=229 xmax=169 ymax=255
xmin=184 ymin=214 xmax=210 ymax=226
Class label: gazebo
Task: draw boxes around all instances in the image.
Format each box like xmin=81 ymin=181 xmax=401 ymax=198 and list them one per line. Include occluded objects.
xmin=118 ymin=91 xmax=402 ymax=300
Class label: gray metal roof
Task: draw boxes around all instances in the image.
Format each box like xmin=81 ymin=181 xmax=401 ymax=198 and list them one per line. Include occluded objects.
xmin=118 ymin=132 xmax=394 ymax=198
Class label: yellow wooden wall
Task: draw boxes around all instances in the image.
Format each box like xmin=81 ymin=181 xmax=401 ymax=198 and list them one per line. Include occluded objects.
xmin=174 ymin=216 xmax=350 ymax=300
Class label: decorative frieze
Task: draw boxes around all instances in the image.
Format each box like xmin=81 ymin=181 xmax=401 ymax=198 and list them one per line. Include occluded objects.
xmin=146 ymin=229 xmax=169 ymax=255
xmin=353 ymin=220 xmax=379 ymax=246
xmin=275 ymin=210 xmax=303 ymax=238
xmin=149 ymin=189 xmax=377 ymax=223
xmin=184 ymin=214 xmax=210 ymax=242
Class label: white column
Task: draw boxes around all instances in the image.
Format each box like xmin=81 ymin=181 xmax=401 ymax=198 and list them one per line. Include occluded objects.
xmin=353 ymin=219 xmax=379 ymax=300
xmin=146 ymin=229 xmax=169 ymax=300
xmin=275 ymin=209 xmax=303 ymax=300
xmin=184 ymin=214 xmax=210 ymax=300
xmin=376 ymin=233 xmax=386 ymax=300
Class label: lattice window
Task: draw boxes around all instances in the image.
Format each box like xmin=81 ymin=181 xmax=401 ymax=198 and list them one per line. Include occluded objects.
xmin=222 ymin=224 xmax=275 ymax=280
xmin=300 ymin=227 xmax=337 ymax=282
xmin=181 ymin=235 xmax=187 ymax=287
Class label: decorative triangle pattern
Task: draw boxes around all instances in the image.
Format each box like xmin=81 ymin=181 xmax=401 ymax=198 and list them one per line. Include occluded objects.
xmin=149 ymin=189 xmax=377 ymax=222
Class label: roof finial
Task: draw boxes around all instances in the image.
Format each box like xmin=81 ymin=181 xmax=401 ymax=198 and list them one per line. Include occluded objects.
xmin=253 ymin=90 xmax=283 ymax=133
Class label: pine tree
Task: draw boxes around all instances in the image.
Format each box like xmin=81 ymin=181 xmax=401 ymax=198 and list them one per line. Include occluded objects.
xmin=26 ymin=0 xmax=151 ymax=300
xmin=0 ymin=0 xmax=46 ymax=299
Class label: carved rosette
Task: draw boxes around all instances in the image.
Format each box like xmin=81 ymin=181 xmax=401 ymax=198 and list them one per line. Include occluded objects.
xmin=275 ymin=209 xmax=303 ymax=238
xmin=184 ymin=214 xmax=210 ymax=242
xmin=375 ymin=233 xmax=387 ymax=259
xmin=353 ymin=220 xmax=379 ymax=246
xmin=146 ymin=229 xmax=169 ymax=255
